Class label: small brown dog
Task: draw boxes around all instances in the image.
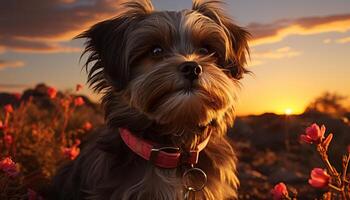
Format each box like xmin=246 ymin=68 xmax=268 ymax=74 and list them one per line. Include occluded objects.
xmin=53 ymin=0 xmax=250 ymax=199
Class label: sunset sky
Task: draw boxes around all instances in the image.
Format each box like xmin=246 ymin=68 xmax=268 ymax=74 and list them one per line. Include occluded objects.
xmin=1 ymin=0 xmax=350 ymax=115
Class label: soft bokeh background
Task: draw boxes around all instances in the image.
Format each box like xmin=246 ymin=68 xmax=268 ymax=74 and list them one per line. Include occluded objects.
xmin=1 ymin=0 xmax=350 ymax=115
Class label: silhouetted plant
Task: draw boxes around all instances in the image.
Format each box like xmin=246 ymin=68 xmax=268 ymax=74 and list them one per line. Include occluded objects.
xmin=273 ymin=123 xmax=350 ymax=200
xmin=305 ymin=92 xmax=348 ymax=117
xmin=0 ymin=84 xmax=101 ymax=199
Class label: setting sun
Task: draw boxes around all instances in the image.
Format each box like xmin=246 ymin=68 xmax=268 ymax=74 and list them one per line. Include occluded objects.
xmin=284 ymin=108 xmax=293 ymax=115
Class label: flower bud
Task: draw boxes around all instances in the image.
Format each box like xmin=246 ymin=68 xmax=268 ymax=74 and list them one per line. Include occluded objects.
xmin=308 ymin=168 xmax=330 ymax=189
xmin=271 ymin=182 xmax=289 ymax=200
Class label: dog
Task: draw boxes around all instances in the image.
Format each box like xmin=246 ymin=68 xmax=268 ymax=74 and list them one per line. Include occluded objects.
xmin=52 ymin=0 xmax=250 ymax=199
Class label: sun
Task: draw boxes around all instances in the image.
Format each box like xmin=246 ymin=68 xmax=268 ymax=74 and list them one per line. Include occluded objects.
xmin=284 ymin=108 xmax=293 ymax=115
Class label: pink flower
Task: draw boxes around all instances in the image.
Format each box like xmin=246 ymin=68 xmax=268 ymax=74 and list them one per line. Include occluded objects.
xmin=300 ymin=123 xmax=325 ymax=144
xmin=47 ymin=87 xmax=57 ymax=99
xmin=76 ymin=84 xmax=83 ymax=92
xmin=82 ymin=121 xmax=93 ymax=131
xmin=0 ymin=157 xmax=19 ymax=177
xmin=308 ymin=168 xmax=330 ymax=189
xmin=271 ymin=182 xmax=289 ymax=200
xmin=4 ymin=134 xmax=13 ymax=146
xmin=4 ymin=104 xmax=14 ymax=113
xmin=74 ymin=97 xmax=85 ymax=106
xmin=0 ymin=120 xmax=4 ymax=130
xmin=62 ymin=146 xmax=80 ymax=160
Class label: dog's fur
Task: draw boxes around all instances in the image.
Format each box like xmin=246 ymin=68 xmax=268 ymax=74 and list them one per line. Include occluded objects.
xmin=52 ymin=0 xmax=250 ymax=199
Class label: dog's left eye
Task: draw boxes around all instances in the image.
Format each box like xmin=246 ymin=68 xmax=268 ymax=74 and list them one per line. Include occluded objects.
xmin=151 ymin=46 xmax=163 ymax=57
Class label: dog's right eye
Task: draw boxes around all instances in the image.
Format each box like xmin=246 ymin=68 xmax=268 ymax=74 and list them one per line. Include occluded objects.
xmin=151 ymin=46 xmax=163 ymax=57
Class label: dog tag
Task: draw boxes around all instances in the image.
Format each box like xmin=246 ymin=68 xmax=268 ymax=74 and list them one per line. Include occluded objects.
xmin=182 ymin=167 xmax=207 ymax=200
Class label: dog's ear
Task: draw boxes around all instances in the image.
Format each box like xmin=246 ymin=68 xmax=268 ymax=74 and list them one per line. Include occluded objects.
xmin=77 ymin=0 xmax=154 ymax=92
xmin=192 ymin=0 xmax=250 ymax=79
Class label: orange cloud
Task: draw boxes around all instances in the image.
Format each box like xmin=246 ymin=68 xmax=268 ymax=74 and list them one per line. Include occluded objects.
xmin=2 ymin=1 xmax=350 ymax=53
xmin=254 ymin=47 xmax=301 ymax=59
xmin=0 ymin=37 xmax=81 ymax=53
xmin=249 ymin=46 xmax=301 ymax=67
xmin=0 ymin=0 xmax=122 ymax=54
xmin=0 ymin=60 xmax=25 ymax=70
xmin=248 ymin=14 xmax=350 ymax=46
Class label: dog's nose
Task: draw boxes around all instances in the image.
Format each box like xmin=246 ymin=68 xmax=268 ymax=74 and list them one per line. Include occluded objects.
xmin=178 ymin=61 xmax=202 ymax=81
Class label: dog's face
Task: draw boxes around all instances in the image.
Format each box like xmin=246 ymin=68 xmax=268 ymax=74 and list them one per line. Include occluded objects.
xmin=80 ymin=0 xmax=249 ymax=144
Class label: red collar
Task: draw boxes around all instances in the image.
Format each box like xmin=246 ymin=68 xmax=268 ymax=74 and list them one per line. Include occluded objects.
xmin=119 ymin=128 xmax=210 ymax=169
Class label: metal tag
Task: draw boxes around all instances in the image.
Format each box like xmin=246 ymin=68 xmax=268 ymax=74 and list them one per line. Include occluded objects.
xmin=182 ymin=167 xmax=207 ymax=200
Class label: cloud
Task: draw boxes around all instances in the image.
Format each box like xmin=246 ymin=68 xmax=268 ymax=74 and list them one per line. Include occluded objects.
xmin=249 ymin=46 xmax=301 ymax=67
xmin=0 ymin=0 xmax=122 ymax=54
xmin=0 ymin=60 xmax=25 ymax=70
xmin=320 ymin=36 xmax=350 ymax=44
xmin=336 ymin=36 xmax=350 ymax=44
xmin=0 ymin=37 xmax=81 ymax=53
xmin=2 ymin=1 xmax=350 ymax=52
xmin=248 ymin=14 xmax=350 ymax=46
xmin=254 ymin=47 xmax=301 ymax=59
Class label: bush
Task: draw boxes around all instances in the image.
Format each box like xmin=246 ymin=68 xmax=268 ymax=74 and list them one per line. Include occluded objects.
xmin=0 ymin=84 xmax=103 ymax=199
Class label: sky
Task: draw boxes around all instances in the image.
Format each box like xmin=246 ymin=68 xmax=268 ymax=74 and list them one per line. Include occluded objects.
xmin=1 ymin=0 xmax=350 ymax=115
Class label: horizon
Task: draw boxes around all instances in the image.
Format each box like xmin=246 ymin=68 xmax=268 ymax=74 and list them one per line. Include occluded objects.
xmin=1 ymin=0 xmax=350 ymax=116
xmin=2 ymin=82 xmax=349 ymax=117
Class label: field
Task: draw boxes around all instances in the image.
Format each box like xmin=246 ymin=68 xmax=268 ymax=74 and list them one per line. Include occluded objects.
xmin=1 ymin=84 xmax=349 ymax=199
xmin=233 ymin=113 xmax=350 ymax=199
